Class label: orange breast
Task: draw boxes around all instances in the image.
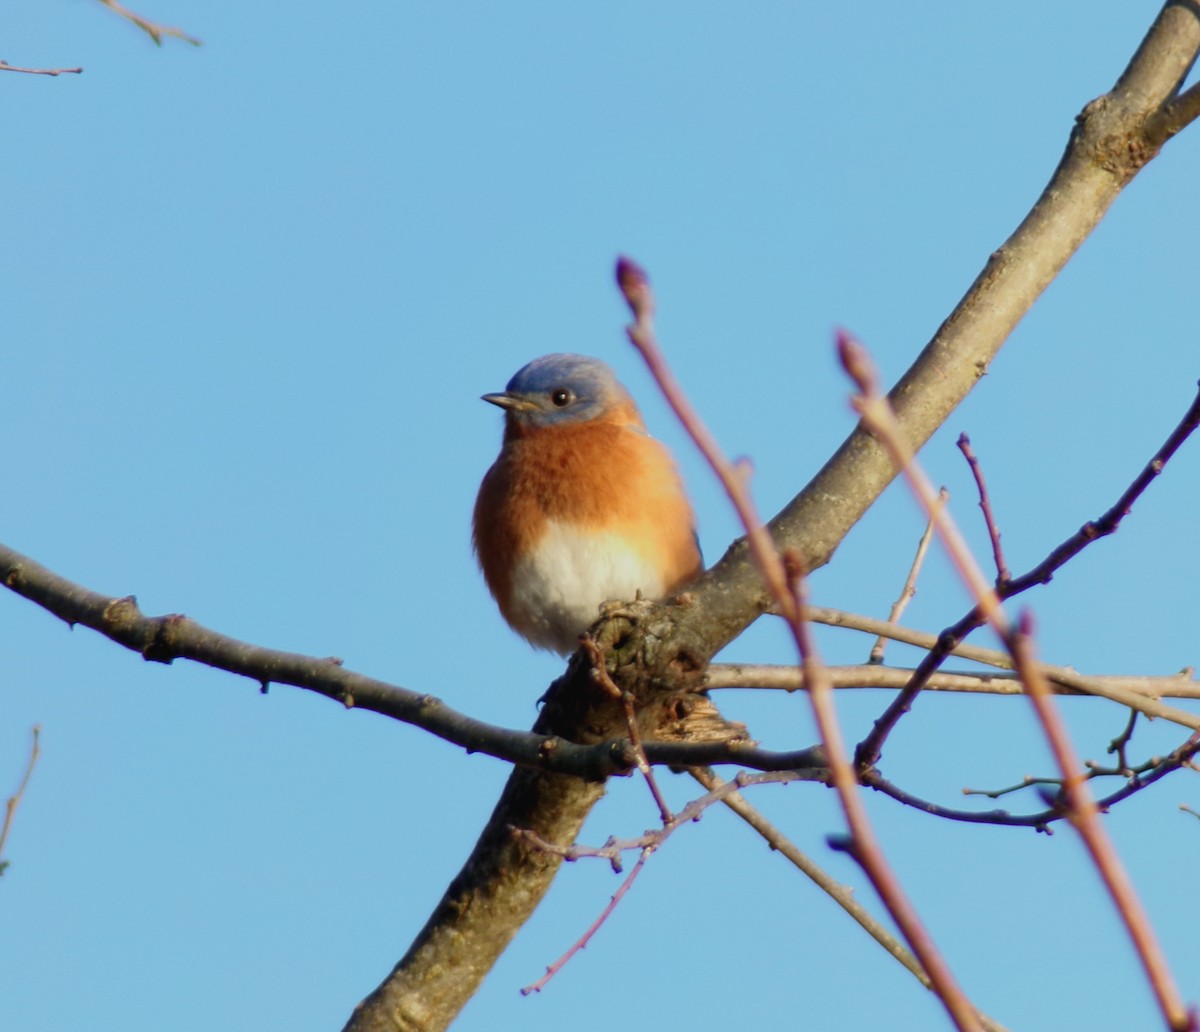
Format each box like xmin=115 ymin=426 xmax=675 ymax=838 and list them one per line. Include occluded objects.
xmin=473 ymin=413 xmax=701 ymax=651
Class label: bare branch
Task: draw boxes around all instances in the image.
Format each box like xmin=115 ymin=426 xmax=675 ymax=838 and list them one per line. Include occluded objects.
xmin=95 ymin=0 xmax=202 ymax=46
xmin=839 ymin=332 xmax=1195 ymax=1028
xmin=705 ymin=661 xmax=1200 ymax=702
xmin=0 ymin=542 xmax=826 ymax=778
xmin=582 ymin=638 xmax=673 ymax=824
xmin=679 ymin=3 xmax=1200 ymax=658
xmin=957 ymin=435 xmax=1011 ymax=585
xmin=0 ymin=726 xmax=41 ymax=877
xmin=869 ymin=489 xmax=943 ymax=664
xmin=1147 ymin=78 xmax=1200 ymax=141
xmin=0 ymin=60 xmax=83 ymax=76
xmin=623 ymin=275 xmax=984 ymax=1029
xmin=856 ymin=379 xmax=1200 ymax=766
xmin=1011 ymin=620 xmax=1196 ymax=1032
xmin=863 ymin=730 xmax=1200 ymax=830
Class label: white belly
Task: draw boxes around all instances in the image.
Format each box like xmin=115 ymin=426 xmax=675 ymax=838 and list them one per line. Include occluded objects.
xmin=509 ymin=520 xmax=665 ymax=653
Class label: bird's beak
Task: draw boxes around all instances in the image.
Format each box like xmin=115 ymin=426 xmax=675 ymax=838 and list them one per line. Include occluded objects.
xmin=481 ymin=392 xmax=536 ymax=413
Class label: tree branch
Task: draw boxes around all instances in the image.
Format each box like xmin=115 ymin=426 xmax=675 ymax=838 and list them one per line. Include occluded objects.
xmin=0 ymin=60 xmax=83 ymax=76
xmin=705 ymin=661 xmax=1200 ymax=702
xmin=676 ymin=2 xmax=1200 ymax=658
xmin=95 ymin=0 xmax=202 ymax=46
xmin=0 ymin=542 xmax=826 ymax=778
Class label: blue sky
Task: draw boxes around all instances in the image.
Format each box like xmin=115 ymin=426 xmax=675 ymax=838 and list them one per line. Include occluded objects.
xmin=4 ymin=2 xmax=1199 ymax=1030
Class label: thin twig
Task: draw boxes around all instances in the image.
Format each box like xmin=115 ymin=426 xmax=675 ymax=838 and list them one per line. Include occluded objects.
xmin=96 ymin=0 xmax=202 ymax=46
xmin=705 ymin=660 xmax=1200 ymax=702
xmin=1106 ymin=709 xmax=1141 ymax=776
xmin=785 ymin=563 xmax=983 ymax=1032
xmin=622 ymin=262 xmax=984 ymax=1032
xmin=855 ymin=377 xmax=1200 ymax=767
xmin=686 ymin=767 xmax=929 ymax=989
xmin=0 ymin=726 xmax=42 ymax=877
xmin=0 ymin=60 xmax=83 ymax=76
xmin=842 ymin=329 xmax=1195 ymax=1031
xmin=582 ymin=638 xmax=673 ymax=825
xmin=1011 ymin=618 xmax=1195 ymax=1032
xmin=694 ymin=766 xmax=1018 ymax=1032
xmin=615 ymin=257 xmax=796 ymax=624
xmin=862 ymin=732 xmax=1200 ymax=830
xmin=520 ymin=849 xmax=650 ymax=995
xmin=869 ymin=489 xmax=944 ymax=664
xmin=957 ymin=434 xmax=1011 ymax=585
xmin=516 ymin=769 xmax=801 ymax=992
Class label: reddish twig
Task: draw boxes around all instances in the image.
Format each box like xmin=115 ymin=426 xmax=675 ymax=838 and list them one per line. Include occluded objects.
xmin=520 ymin=849 xmax=649 ymax=994
xmin=0 ymin=726 xmax=42 ymax=877
xmin=516 ymin=769 xmax=801 ymax=993
xmin=620 ymin=262 xmax=985 ymax=1032
xmin=0 ymin=60 xmax=83 ymax=76
xmin=783 ymin=562 xmax=984 ymax=1032
xmin=687 ymin=766 xmax=934 ymax=991
xmin=616 ymin=256 xmax=796 ymax=624
xmin=957 ymin=434 xmax=1012 ymax=584
xmin=1011 ymin=617 xmax=1195 ymax=1032
xmin=842 ymin=328 xmax=1195 ymax=1031
xmin=582 ymin=638 xmax=673 ymax=825
xmin=869 ymin=488 xmax=944 ymax=664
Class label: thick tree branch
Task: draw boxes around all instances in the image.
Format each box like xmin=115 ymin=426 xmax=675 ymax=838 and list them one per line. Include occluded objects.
xmin=0 ymin=541 xmax=830 ymax=777
xmin=675 ymin=1 xmax=1200 ymax=658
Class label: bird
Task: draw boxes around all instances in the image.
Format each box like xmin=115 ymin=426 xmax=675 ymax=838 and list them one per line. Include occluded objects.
xmin=473 ymin=353 xmax=702 ymax=655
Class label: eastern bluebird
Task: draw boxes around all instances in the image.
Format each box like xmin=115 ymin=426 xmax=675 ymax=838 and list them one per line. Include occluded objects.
xmin=473 ymin=353 xmax=702 ymax=655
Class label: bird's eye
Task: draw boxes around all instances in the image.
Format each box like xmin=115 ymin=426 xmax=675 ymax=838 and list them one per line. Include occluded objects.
xmin=550 ymin=388 xmax=572 ymax=407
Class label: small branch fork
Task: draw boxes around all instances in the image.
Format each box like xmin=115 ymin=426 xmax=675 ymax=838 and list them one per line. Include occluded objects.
xmin=840 ymin=329 xmax=1196 ymax=1032
xmin=2 ymin=0 xmax=201 ymax=76
xmin=96 ymin=0 xmax=202 ymax=46
xmin=863 ymin=730 xmax=1200 ymax=832
xmin=869 ymin=489 xmax=943 ymax=664
xmin=855 ymin=376 xmax=1200 ymax=770
xmin=514 ymin=768 xmax=801 ymax=995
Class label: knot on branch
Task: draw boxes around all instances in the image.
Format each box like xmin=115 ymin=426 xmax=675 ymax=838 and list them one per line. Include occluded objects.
xmin=1077 ymin=94 xmax=1163 ymax=182
xmin=534 ymin=597 xmax=747 ymax=752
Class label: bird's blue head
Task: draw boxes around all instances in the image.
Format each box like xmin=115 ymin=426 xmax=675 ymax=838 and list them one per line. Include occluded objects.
xmin=482 ymin=353 xmax=636 ymax=429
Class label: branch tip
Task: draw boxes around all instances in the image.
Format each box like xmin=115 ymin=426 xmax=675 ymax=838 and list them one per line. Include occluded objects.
xmin=615 ymin=255 xmax=651 ymax=317
xmin=835 ymin=328 xmax=875 ymax=395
